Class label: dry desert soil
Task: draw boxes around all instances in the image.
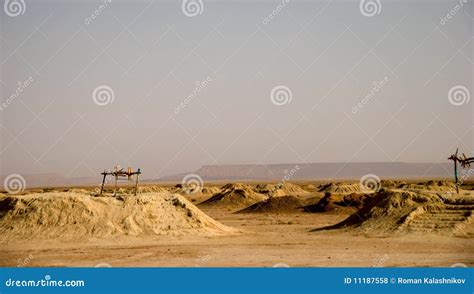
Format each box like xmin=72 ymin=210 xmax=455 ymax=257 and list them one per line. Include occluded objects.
xmin=0 ymin=180 xmax=472 ymax=267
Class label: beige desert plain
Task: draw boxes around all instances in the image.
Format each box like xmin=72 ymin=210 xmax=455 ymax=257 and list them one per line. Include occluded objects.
xmin=0 ymin=179 xmax=472 ymax=267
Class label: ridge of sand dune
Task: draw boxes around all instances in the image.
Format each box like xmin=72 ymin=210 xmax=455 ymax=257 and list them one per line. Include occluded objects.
xmin=201 ymin=187 xmax=221 ymax=195
xmin=0 ymin=192 xmax=235 ymax=243
xmin=200 ymin=183 xmax=267 ymax=208
xmin=300 ymin=184 xmax=317 ymax=192
xmin=314 ymin=190 xmax=474 ymax=237
xmin=318 ymin=183 xmax=363 ymax=194
xmin=237 ymin=196 xmax=305 ymax=213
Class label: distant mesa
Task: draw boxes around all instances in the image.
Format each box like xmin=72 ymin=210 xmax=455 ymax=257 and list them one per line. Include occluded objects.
xmin=158 ymin=162 xmax=456 ymax=182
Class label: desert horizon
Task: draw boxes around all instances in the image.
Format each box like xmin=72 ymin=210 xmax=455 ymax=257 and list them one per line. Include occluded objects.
xmin=0 ymin=160 xmax=468 ymax=189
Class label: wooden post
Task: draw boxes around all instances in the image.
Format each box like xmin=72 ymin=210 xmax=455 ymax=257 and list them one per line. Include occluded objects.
xmin=99 ymin=171 xmax=107 ymax=195
xmin=454 ymin=159 xmax=459 ymax=194
xmin=448 ymin=148 xmax=460 ymax=194
xmin=134 ymin=168 xmax=141 ymax=196
xmin=114 ymin=174 xmax=117 ymax=196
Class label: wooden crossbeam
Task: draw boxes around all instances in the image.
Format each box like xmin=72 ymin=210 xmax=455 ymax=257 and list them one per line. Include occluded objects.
xmin=99 ymin=167 xmax=142 ymax=196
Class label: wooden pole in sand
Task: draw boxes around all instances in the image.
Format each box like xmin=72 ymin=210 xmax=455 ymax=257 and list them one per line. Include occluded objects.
xmin=448 ymin=148 xmax=460 ymax=194
xmin=134 ymin=168 xmax=141 ymax=196
xmin=114 ymin=174 xmax=118 ymax=196
xmin=448 ymin=149 xmax=474 ymax=195
xmin=454 ymin=159 xmax=459 ymax=194
xmin=99 ymin=171 xmax=107 ymax=195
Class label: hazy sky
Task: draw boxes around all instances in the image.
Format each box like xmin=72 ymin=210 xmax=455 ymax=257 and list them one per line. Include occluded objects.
xmin=0 ymin=0 xmax=472 ymax=178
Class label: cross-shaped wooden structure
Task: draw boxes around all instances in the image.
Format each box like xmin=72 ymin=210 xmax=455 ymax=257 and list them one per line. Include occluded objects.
xmin=448 ymin=148 xmax=474 ymax=193
xmin=99 ymin=166 xmax=142 ymax=196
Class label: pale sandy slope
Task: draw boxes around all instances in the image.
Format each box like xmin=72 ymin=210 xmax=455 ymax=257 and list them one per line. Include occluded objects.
xmin=0 ymin=192 xmax=235 ymax=244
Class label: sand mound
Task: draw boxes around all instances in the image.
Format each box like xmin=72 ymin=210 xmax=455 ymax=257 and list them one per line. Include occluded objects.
xmin=304 ymin=192 xmax=369 ymax=212
xmin=137 ymin=186 xmax=169 ymax=193
xmin=237 ymin=196 xmax=305 ymax=213
xmin=68 ymin=188 xmax=92 ymax=194
xmin=300 ymin=184 xmax=316 ymax=192
xmin=304 ymin=193 xmax=341 ymax=212
xmin=380 ymin=180 xmax=400 ymax=189
xmin=201 ymin=187 xmax=221 ymax=195
xmin=278 ymin=183 xmax=309 ymax=195
xmin=90 ymin=186 xmax=170 ymax=195
xmin=254 ymin=183 xmax=273 ymax=193
xmin=318 ymin=183 xmax=362 ymax=194
xmin=200 ymin=183 xmax=267 ymax=208
xmin=399 ymin=181 xmax=457 ymax=192
xmin=0 ymin=192 xmax=234 ymax=243
xmin=220 ymin=183 xmax=252 ymax=191
xmin=315 ymin=190 xmax=474 ymax=236
xmin=171 ymin=183 xmax=203 ymax=195
xmin=255 ymin=182 xmax=309 ymax=197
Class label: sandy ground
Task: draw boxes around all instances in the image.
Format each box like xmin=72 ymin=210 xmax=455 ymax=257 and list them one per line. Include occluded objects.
xmin=1 ymin=205 xmax=472 ymax=267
